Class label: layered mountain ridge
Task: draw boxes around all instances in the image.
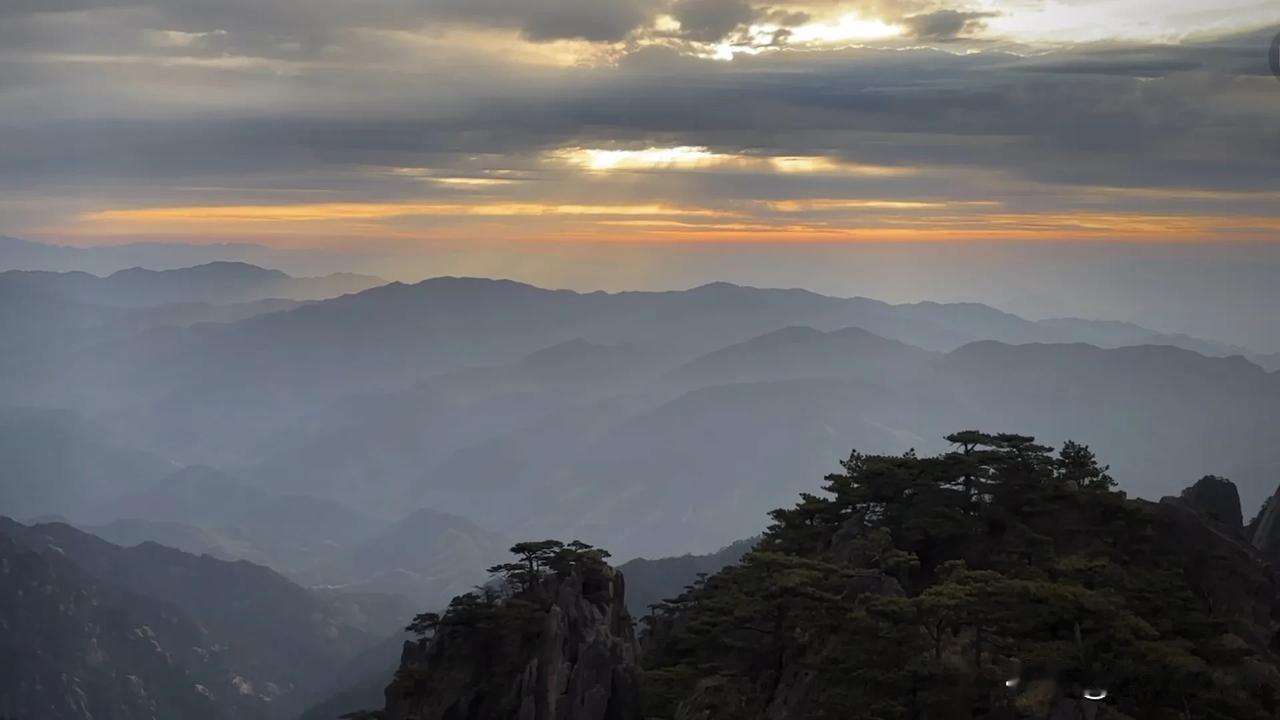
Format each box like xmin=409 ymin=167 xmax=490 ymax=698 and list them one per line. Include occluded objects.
xmin=5 ymin=268 xmax=1280 ymax=562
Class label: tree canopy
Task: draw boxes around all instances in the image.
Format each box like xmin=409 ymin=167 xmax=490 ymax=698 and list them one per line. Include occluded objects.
xmin=639 ymin=432 xmax=1280 ymax=720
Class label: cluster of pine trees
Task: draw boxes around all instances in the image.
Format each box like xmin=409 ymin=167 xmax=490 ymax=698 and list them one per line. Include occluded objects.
xmin=639 ymin=433 xmax=1280 ymax=719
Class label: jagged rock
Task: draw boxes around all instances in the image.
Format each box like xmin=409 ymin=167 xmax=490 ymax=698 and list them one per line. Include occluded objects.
xmin=382 ymin=565 xmax=641 ymax=720
xmin=1250 ymin=484 xmax=1280 ymax=562
xmin=1175 ymin=475 xmax=1244 ymax=536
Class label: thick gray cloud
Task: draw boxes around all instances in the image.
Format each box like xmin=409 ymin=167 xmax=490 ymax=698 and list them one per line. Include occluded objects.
xmin=4 ymin=28 xmax=1279 ymax=189
xmin=901 ymin=9 xmax=995 ymax=39
xmin=0 ymin=0 xmax=668 ymax=50
xmin=671 ymin=0 xmax=756 ymax=41
xmin=440 ymin=0 xmax=665 ymax=41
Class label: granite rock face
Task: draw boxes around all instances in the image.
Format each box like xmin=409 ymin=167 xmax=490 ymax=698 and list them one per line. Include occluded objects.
xmin=383 ymin=566 xmax=641 ymax=720
xmin=1250 ymin=483 xmax=1280 ymax=561
xmin=1177 ymin=474 xmax=1244 ymax=536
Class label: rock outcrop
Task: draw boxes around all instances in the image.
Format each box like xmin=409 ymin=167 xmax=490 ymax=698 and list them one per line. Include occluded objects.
xmin=382 ymin=562 xmax=641 ymax=720
xmin=1174 ymin=474 xmax=1244 ymax=536
xmin=1250 ymin=484 xmax=1280 ymax=563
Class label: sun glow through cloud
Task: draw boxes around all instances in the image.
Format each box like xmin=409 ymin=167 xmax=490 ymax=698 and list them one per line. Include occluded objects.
xmin=551 ymin=147 xmax=728 ymax=171
xmin=785 ymin=14 xmax=904 ymax=44
xmin=551 ymin=147 xmax=914 ymax=176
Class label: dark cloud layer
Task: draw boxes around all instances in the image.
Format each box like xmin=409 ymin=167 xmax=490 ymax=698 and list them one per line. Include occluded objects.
xmin=5 ymin=32 xmax=1279 ymax=192
xmin=671 ymin=0 xmax=757 ymax=41
xmin=901 ymin=9 xmax=996 ymax=39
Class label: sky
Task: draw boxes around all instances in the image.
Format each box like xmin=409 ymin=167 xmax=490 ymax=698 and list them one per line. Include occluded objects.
xmin=2 ymin=0 xmax=1277 ymax=245
xmin=1 ymin=0 xmax=1279 ymax=345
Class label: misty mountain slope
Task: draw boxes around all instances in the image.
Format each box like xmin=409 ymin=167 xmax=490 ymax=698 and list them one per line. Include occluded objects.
xmin=8 ymin=275 xmax=1280 ymax=562
xmin=128 ymin=297 xmax=308 ymax=325
xmin=0 ymin=289 xmax=308 ymax=413
xmin=938 ymin=341 xmax=1280 ymax=508
xmin=296 ymin=631 xmax=414 ymax=720
xmin=242 ymin=363 xmax=667 ymax=515
xmin=82 ymin=469 xmax=399 ymax=584
xmin=56 ymin=277 xmax=1176 ymax=393
xmin=411 ymin=337 xmax=1280 ymax=558
xmin=68 ymin=457 xmax=505 ymax=612
xmin=1036 ymin=317 xmax=1246 ymax=357
xmin=51 ymin=280 xmax=603 ymax=462
xmin=617 ymin=537 xmax=757 ymax=616
xmin=0 ymin=263 xmax=371 ymax=418
xmin=11 ymin=275 xmax=1260 ymax=468
xmin=0 ymin=518 xmax=387 ymax=719
xmin=463 ymin=379 xmax=940 ymax=558
xmin=87 ymin=465 xmax=270 ymax=527
xmin=519 ymin=337 xmax=652 ymax=384
xmin=84 ymin=518 xmax=237 ymax=559
xmin=1250 ymin=351 xmax=1280 ymax=372
xmin=242 ymin=382 xmax=561 ymax=507
xmin=296 ymin=508 xmax=509 ymax=607
xmin=222 ymin=493 xmax=377 ymax=571
xmin=0 ymin=406 xmax=172 ymax=520
xmin=171 ymin=324 xmax=1280 ymax=561
xmin=0 ymin=284 xmax=134 ymax=393
xmin=412 ymin=394 xmax=661 ymax=524
xmin=673 ymin=325 xmax=939 ymax=384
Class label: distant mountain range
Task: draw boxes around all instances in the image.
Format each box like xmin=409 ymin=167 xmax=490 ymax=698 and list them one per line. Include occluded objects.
xmin=617 ymin=538 xmax=756 ymax=617
xmin=0 ymin=235 xmax=351 ymax=277
xmin=4 ymin=268 xmax=1279 ymax=561
xmin=0 ymin=261 xmax=381 ymax=307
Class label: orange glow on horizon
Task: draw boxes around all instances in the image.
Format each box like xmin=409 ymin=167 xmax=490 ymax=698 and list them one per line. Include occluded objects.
xmin=84 ymin=201 xmax=732 ymax=223
xmin=57 ymin=198 xmax=1280 ymax=247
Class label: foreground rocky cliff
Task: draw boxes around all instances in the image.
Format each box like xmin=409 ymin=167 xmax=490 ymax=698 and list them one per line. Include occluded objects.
xmin=372 ymin=434 xmax=1280 ymax=720
xmin=380 ymin=541 xmax=640 ymax=720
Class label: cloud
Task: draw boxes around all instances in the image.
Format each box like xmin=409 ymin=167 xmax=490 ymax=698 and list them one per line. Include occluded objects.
xmin=440 ymin=0 xmax=665 ymax=42
xmin=901 ymin=9 xmax=996 ymax=40
xmin=671 ymin=0 xmax=756 ymax=42
xmin=759 ymin=8 xmax=811 ymax=27
xmin=0 ymin=0 xmax=670 ymax=54
xmin=1 ymin=0 xmax=1277 ymax=245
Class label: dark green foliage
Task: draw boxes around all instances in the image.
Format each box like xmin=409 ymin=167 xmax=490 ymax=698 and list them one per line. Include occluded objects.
xmin=640 ymin=433 xmax=1280 ymax=719
xmin=486 ymin=539 xmax=613 ymax=596
xmin=406 ymin=611 xmax=441 ymax=637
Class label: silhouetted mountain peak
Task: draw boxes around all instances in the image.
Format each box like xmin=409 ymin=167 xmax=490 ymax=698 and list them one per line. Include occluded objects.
xmin=1172 ymin=475 xmax=1244 ymax=537
xmin=109 ymin=261 xmax=289 ymax=282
